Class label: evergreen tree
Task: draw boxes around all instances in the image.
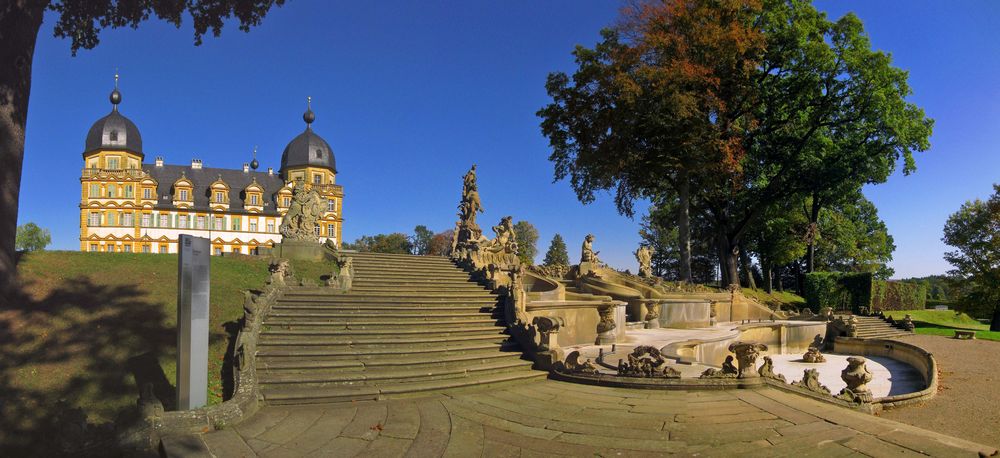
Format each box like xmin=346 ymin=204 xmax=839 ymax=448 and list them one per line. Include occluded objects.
xmin=412 ymin=225 xmax=434 ymax=255
xmin=543 ymin=234 xmax=570 ymax=266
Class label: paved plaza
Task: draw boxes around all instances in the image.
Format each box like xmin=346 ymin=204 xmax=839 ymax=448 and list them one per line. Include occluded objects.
xmin=189 ymin=378 xmax=995 ymax=457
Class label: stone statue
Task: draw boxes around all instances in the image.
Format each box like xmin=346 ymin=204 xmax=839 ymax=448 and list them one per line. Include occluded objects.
xmin=581 ymin=234 xmax=600 ymax=264
xmin=836 ymin=356 xmax=874 ymax=403
xmin=728 ymin=341 xmax=768 ymax=378
xmin=560 ymin=350 xmax=600 ymax=375
xmin=452 ymin=165 xmax=486 ymax=253
xmin=279 ymin=182 xmax=325 ymax=242
xmin=793 ymin=368 xmax=830 ymax=395
xmin=635 ymin=245 xmax=653 ymax=277
xmin=326 ymin=257 xmax=354 ymax=292
xmin=846 ymin=315 xmax=859 ymax=337
xmin=617 ymin=346 xmax=680 ymax=378
xmin=802 ymin=347 xmax=826 ymax=363
xmin=757 ymin=356 xmax=786 ymax=382
xmin=901 ymin=314 xmax=915 ymax=332
xmin=484 ymin=216 xmax=518 ymax=254
xmin=596 ymin=304 xmax=617 ymax=344
xmin=700 ymin=355 xmax=738 ymax=378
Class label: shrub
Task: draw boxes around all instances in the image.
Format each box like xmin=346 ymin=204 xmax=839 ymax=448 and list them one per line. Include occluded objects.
xmin=804 ymin=271 xmax=925 ymax=313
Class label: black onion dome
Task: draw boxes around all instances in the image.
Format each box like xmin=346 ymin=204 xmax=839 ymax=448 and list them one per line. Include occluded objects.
xmin=279 ymin=104 xmax=336 ymax=174
xmin=84 ymin=87 xmax=143 ymax=156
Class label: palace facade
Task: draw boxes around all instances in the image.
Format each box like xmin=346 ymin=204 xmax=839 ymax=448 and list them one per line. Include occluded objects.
xmin=79 ymin=81 xmax=343 ymax=255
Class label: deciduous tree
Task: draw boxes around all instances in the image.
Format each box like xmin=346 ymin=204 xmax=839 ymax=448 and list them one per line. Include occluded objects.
xmin=942 ymin=185 xmax=1000 ymax=331
xmin=14 ymin=222 xmax=50 ymax=252
xmin=412 ymin=225 xmax=434 ymax=255
xmin=513 ymin=221 xmax=539 ymax=265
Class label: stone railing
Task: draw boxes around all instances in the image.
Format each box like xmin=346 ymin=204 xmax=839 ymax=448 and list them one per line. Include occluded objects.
xmin=81 ymin=168 xmax=148 ymax=179
xmin=831 ymin=337 xmax=938 ymax=409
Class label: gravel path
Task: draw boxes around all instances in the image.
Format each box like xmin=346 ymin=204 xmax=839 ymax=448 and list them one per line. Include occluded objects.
xmin=882 ymin=334 xmax=1000 ymax=448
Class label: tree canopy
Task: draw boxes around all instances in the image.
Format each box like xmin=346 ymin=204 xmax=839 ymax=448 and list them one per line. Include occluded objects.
xmin=412 ymin=225 xmax=434 ymax=255
xmin=15 ymin=223 xmax=51 ymax=252
xmin=513 ymin=221 xmax=539 ymax=265
xmin=538 ymin=0 xmax=932 ymax=286
xmin=345 ymin=233 xmax=413 ymax=254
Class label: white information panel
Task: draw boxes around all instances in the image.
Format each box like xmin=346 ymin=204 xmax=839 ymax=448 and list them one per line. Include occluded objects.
xmin=177 ymin=234 xmax=210 ymax=410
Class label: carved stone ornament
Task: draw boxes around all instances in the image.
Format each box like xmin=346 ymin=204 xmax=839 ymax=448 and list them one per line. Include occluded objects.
xmin=616 ymin=346 xmax=681 ymax=378
xmin=802 ymin=346 xmax=826 ymax=363
xmin=532 ymin=316 xmax=564 ymax=352
xmin=757 ymin=356 xmax=787 ymax=382
xmin=326 ymin=257 xmax=354 ymax=292
xmin=728 ymin=341 xmax=768 ymax=378
xmin=451 ymin=165 xmax=486 ymax=253
xmin=279 ymin=182 xmax=326 ymax=242
xmin=836 ymin=356 xmax=874 ymax=404
xmin=242 ymin=291 xmax=258 ymax=328
xmin=792 ymin=368 xmax=831 ymax=395
xmin=901 ymin=314 xmax=915 ymax=332
xmin=846 ymin=315 xmax=859 ymax=337
xmin=644 ymin=301 xmax=661 ymax=322
xmin=267 ymin=258 xmax=291 ymax=287
xmin=700 ymin=355 xmax=739 ymax=379
xmin=559 ymin=350 xmax=600 ymax=375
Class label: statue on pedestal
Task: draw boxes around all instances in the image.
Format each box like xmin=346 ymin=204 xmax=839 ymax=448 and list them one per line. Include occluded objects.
xmin=581 ymin=234 xmax=600 ymax=264
xmin=635 ymin=245 xmax=653 ymax=277
xmin=279 ymin=181 xmax=325 ymax=242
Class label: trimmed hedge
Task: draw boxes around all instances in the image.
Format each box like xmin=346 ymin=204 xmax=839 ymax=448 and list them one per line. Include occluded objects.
xmin=804 ymin=272 xmax=926 ymax=313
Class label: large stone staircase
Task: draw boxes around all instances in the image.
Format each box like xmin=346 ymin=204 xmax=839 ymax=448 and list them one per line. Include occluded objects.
xmin=256 ymin=251 xmax=543 ymax=405
xmin=838 ymin=315 xmax=914 ymax=339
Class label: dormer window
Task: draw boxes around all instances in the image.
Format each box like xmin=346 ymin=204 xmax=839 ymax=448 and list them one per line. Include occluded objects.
xmin=215 ymin=192 xmax=225 ymax=203
xmin=180 ymin=189 xmax=189 ymax=201
xmin=250 ymin=195 xmax=259 ymax=205
xmin=109 ymin=130 xmax=118 ymax=142
xmin=314 ymin=148 xmax=323 ymax=159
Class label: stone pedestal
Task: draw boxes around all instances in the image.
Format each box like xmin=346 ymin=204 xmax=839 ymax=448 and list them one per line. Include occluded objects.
xmin=274 ymin=240 xmax=329 ymax=262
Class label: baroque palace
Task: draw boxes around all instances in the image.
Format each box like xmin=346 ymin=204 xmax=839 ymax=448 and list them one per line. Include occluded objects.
xmin=79 ymin=79 xmax=343 ymax=255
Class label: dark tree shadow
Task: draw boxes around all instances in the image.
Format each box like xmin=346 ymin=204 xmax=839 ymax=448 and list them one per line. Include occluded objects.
xmin=0 ymin=277 xmax=173 ymax=456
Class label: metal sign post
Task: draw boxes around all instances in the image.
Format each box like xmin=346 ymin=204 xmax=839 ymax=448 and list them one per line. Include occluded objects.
xmin=177 ymin=234 xmax=210 ymax=410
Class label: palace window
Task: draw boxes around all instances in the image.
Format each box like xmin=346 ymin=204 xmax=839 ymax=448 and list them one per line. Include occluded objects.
xmin=196 ymin=216 xmax=206 ymax=229
xmin=215 ymin=191 xmax=225 ymax=203
xmin=179 ymin=214 xmax=189 ymax=228
xmin=159 ymin=214 xmax=169 ymax=227
xmin=283 ymin=197 xmax=290 ymax=207
xmin=89 ymin=212 xmax=100 ymax=227
xmin=327 ymin=200 xmax=335 ymax=212
xmin=108 ymin=184 xmax=117 ymax=197
xmin=249 ymin=221 xmax=258 ymax=232
xmin=267 ymin=222 xmax=275 ymax=233
xmin=313 ymin=174 xmax=322 ymax=184
xmin=179 ymin=189 xmax=189 ymax=201
xmin=123 ymin=213 xmax=134 ymax=227
xmin=89 ymin=244 xmax=98 ymax=252
xmin=143 ymin=188 xmax=152 ymax=199
xmin=214 ymin=217 xmax=223 ymax=231
xmin=159 ymin=245 xmax=168 ymax=254
xmin=123 ymin=245 xmax=132 ymax=253
xmin=232 ymin=247 xmax=241 ymax=254
xmin=214 ymin=247 xmax=222 ymax=256
xmin=142 ymin=245 xmax=151 ymax=253
xmin=107 ymin=157 xmax=120 ymax=169
xmin=90 ymin=184 xmax=100 ymax=198
xmin=314 ymin=225 xmax=320 ymax=236
xmin=141 ymin=214 xmax=151 ymax=227
xmin=250 ymin=194 xmax=259 ymax=205
xmin=231 ymin=217 xmax=240 ymax=231
xmin=327 ymin=224 xmax=335 ymax=237
xmin=124 ymin=185 xmax=133 ymax=198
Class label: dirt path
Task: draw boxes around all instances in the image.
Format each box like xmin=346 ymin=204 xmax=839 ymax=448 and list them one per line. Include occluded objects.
xmin=882 ymin=334 xmax=1000 ymax=448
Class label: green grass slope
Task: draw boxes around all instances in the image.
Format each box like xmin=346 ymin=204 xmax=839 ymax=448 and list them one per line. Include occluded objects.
xmin=885 ymin=309 xmax=1000 ymax=341
xmin=0 ymin=251 xmax=282 ymax=452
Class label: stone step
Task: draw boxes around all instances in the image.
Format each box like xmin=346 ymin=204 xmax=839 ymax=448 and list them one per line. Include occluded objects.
xmin=257 ymin=341 xmax=519 ymax=360
xmin=258 ymin=333 xmax=509 ymax=348
xmin=271 ymin=305 xmax=496 ymax=314
xmin=259 ymin=349 xmax=523 ymax=371
xmin=261 ymin=325 xmax=503 ymax=337
xmin=259 ymin=358 xmax=531 ymax=385
xmin=346 ymin=284 xmax=488 ymax=292
xmin=347 ymin=252 xmax=451 ymax=261
xmin=260 ymin=368 xmax=545 ymax=405
xmin=277 ymin=294 xmax=496 ymax=303
xmin=349 ymin=271 xmax=473 ymax=280
xmin=350 ymin=278 xmax=480 ymax=286
xmin=321 ymin=290 xmax=494 ymax=298
xmin=268 ymin=310 xmax=494 ymax=319
xmin=265 ymin=318 xmax=499 ymax=328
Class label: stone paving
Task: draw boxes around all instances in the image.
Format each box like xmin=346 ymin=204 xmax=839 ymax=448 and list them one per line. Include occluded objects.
xmin=192 ymin=378 xmax=996 ymax=457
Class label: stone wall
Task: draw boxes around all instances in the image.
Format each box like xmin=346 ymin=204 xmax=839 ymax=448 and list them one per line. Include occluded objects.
xmin=832 ymin=337 xmax=938 ymax=409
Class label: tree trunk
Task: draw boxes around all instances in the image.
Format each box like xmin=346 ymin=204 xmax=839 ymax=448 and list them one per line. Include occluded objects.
xmin=991 ymin=304 xmax=1000 ymax=332
xmin=776 ymin=266 xmax=784 ymax=293
xmin=0 ymin=1 xmax=46 ymax=302
xmin=764 ymin=262 xmax=773 ymax=294
xmin=806 ymin=193 xmax=821 ymax=273
xmin=677 ymin=168 xmax=692 ymax=283
xmin=716 ymin=230 xmax=739 ymax=289
xmin=739 ymin=248 xmax=756 ymax=290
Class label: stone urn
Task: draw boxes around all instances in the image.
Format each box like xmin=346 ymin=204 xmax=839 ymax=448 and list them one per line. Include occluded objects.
xmin=727 ymin=341 xmax=768 ymax=379
xmin=838 ymin=356 xmax=874 ymax=403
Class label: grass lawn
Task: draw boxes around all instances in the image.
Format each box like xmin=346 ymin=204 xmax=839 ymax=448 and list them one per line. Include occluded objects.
xmin=0 ymin=250 xmax=332 ymax=453
xmin=884 ymin=309 xmax=1000 ymax=341
xmin=742 ymin=288 xmax=806 ymax=311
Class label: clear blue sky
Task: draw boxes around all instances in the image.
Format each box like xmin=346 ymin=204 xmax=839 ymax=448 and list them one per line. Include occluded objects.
xmin=18 ymin=1 xmax=1000 ymax=278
